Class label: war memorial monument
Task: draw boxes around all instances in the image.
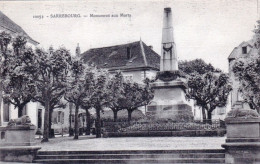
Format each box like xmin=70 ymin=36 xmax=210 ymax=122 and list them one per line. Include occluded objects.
xmin=147 ymin=7 xmax=193 ymax=121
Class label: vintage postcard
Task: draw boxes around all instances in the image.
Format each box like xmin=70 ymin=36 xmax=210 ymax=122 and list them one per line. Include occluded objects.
xmin=0 ymin=0 xmax=259 ymax=163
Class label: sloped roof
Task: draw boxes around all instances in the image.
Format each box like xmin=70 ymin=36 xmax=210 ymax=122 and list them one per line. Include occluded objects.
xmin=228 ymin=47 xmax=238 ymax=60
xmin=80 ymin=40 xmax=160 ymax=71
xmin=228 ymin=40 xmax=254 ymax=60
xmin=240 ymin=39 xmax=254 ymax=47
xmin=0 ymin=11 xmax=39 ymax=45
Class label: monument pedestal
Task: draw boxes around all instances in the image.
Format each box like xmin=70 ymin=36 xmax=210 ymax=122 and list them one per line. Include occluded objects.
xmin=147 ymin=78 xmax=193 ymax=121
xmin=2 ymin=125 xmax=37 ymax=146
xmin=221 ymin=109 xmax=260 ymax=164
xmin=0 ymin=146 xmax=41 ymax=163
xmin=0 ymin=116 xmax=41 ymax=163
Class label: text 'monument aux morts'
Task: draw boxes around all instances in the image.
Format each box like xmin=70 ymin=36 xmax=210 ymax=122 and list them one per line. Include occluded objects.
xmin=33 ymin=13 xmax=131 ymax=19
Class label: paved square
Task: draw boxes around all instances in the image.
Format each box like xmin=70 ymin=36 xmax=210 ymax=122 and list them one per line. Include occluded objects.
xmin=37 ymin=136 xmax=226 ymax=151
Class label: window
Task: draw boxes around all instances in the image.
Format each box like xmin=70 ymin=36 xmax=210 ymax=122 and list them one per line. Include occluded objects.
xmin=217 ymin=107 xmax=226 ymax=115
xmin=61 ymin=112 xmax=64 ymax=124
xmin=123 ymin=74 xmax=133 ymax=81
xmin=53 ymin=116 xmax=57 ymax=124
xmin=38 ymin=109 xmax=42 ymax=128
xmin=141 ymin=71 xmax=146 ymax=80
xmin=242 ymin=46 xmax=247 ymax=54
xmin=142 ymin=71 xmax=156 ymax=80
xmin=71 ymin=114 xmax=75 ymax=122
xmin=57 ymin=111 xmax=60 ymax=122
xmin=3 ymin=102 xmax=10 ymax=122
xmin=1 ymin=131 xmax=5 ymax=140
xmin=57 ymin=111 xmax=64 ymax=124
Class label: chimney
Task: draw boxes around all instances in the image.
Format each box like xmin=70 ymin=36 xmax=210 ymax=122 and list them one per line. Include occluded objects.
xmin=149 ymin=45 xmax=153 ymax=50
xmin=160 ymin=7 xmax=178 ymax=72
xmin=49 ymin=45 xmax=54 ymax=54
xmin=75 ymin=43 xmax=81 ymax=56
xmin=127 ymin=47 xmax=131 ymax=59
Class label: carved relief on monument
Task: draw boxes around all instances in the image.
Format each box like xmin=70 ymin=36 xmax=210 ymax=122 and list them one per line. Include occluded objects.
xmin=156 ymin=70 xmax=180 ymax=81
xmin=7 ymin=115 xmax=33 ymax=127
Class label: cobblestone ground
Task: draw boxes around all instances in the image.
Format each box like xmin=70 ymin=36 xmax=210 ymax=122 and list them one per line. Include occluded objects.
xmin=37 ymin=135 xmax=226 ymax=151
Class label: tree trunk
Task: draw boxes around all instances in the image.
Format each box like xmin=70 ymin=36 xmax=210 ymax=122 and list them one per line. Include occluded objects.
xmin=127 ymin=109 xmax=133 ymax=123
xmin=0 ymin=84 xmax=2 ymax=126
xmin=202 ymin=107 xmax=206 ymax=123
xmin=42 ymin=91 xmax=50 ymax=142
xmin=85 ymin=109 xmax=91 ymax=135
xmin=69 ymin=103 xmax=73 ymax=136
xmin=18 ymin=106 xmax=24 ymax=118
xmin=48 ymin=109 xmax=55 ymax=138
xmin=74 ymin=104 xmax=79 ymax=139
xmin=95 ymin=107 xmax=101 ymax=138
xmin=113 ymin=109 xmax=118 ymax=122
xmin=207 ymin=110 xmax=212 ymax=124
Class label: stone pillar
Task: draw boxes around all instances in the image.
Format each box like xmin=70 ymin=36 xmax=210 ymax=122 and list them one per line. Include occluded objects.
xmin=160 ymin=7 xmax=178 ymax=72
xmin=76 ymin=43 xmax=81 ymax=57
xmin=222 ymin=109 xmax=260 ymax=164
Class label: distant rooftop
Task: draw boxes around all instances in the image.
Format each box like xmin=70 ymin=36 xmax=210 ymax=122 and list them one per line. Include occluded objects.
xmin=228 ymin=39 xmax=255 ymax=60
xmin=80 ymin=40 xmax=160 ymax=71
xmin=0 ymin=11 xmax=39 ymax=45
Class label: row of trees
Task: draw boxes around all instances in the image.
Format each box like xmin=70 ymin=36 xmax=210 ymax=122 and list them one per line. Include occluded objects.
xmin=179 ymin=59 xmax=232 ymax=122
xmin=0 ymin=31 xmax=154 ymax=141
xmin=64 ymin=63 xmax=154 ymax=139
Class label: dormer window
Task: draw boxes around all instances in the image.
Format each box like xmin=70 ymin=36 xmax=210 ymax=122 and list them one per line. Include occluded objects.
xmin=127 ymin=47 xmax=131 ymax=59
xmin=242 ymin=46 xmax=247 ymax=54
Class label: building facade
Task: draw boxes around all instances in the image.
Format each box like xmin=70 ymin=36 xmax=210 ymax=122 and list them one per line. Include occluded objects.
xmin=79 ymin=40 xmax=160 ymax=115
xmin=228 ymin=40 xmax=256 ymax=111
xmin=80 ymin=40 xmax=160 ymax=84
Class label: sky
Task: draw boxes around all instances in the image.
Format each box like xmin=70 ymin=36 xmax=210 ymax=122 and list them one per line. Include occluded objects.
xmin=0 ymin=0 xmax=258 ymax=72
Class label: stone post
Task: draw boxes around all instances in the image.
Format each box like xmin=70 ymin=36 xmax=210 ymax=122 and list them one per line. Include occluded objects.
xmin=222 ymin=108 xmax=260 ymax=164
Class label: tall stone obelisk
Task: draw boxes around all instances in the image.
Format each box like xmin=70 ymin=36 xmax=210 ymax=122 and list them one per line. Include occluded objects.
xmin=147 ymin=8 xmax=193 ymax=121
xmin=160 ymin=7 xmax=178 ymax=72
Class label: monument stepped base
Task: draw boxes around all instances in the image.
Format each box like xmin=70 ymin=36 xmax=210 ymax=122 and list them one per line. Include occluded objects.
xmin=147 ymin=79 xmax=193 ymax=121
xmin=33 ymin=149 xmax=225 ymax=163
xmin=0 ymin=146 xmax=41 ymax=163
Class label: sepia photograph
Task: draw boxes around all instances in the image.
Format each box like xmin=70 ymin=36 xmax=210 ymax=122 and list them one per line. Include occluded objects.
xmin=0 ymin=0 xmax=259 ymax=163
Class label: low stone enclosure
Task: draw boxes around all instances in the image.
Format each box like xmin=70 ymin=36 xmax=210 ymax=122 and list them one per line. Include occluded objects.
xmin=103 ymin=119 xmax=226 ymax=137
